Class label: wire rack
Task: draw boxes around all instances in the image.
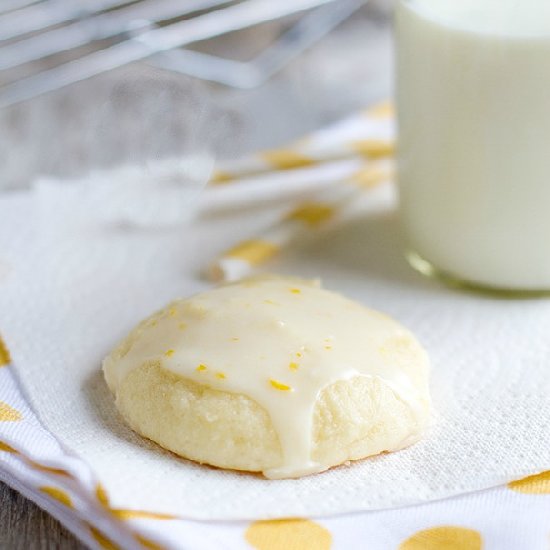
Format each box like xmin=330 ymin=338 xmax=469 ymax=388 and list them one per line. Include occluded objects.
xmin=0 ymin=0 xmax=366 ymax=109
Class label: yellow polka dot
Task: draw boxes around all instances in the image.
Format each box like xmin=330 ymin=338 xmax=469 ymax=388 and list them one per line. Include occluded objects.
xmin=399 ymin=526 xmax=482 ymax=550
xmin=245 ymin=519 xmax=331 ymax=550
xmin=89 ymin=526 xmax=121 ymax=550
xmin=209 ymin=170 xmax=233 ymax=185
xmin=0 ymin=401 xmax=22 ymax=422
xmin=350 ymin=165 xmax=394 ymax=189
xmin=286 ymin=203 xmax=335 ymax=227
xmin=508 ymin=471 xmax=550 ymax=494
xmin=96 ymin=483 xmax=110 ymax=507
xmin=351 ymin=139 xmax=395 ymax=159
xmin=110 ymin=509 xmax=177 ymax=521
xmin=262 ymin=150 xmax=314 ymax=171
xmin=0 ymin=334 xmax=10 ymax=367
xmin=27 ymin=459 xmax=72 ymax=478
xmin=0 ymin=440 xmax=17 ymax=453
xmin=134 ymin=534 xmax=166 ymax=550
xmin=39 ymin=486 xmax=73 ymax=509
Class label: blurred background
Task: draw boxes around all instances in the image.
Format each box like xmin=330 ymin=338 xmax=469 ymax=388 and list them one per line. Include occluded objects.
xmin=0 ymin=0 xmax=395 ymax=191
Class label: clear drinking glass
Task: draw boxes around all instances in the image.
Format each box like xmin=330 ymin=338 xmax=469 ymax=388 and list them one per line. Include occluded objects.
xmin=395 ymin=0 xmax=550 ymax=294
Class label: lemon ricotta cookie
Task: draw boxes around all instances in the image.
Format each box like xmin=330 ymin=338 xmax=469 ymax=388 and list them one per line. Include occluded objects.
xmin=103 ymin=275 xmax=431 ymax=479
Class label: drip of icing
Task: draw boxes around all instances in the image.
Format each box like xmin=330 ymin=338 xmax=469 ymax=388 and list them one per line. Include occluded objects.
xmin=104 ymin=276 xmax=429 ymax=479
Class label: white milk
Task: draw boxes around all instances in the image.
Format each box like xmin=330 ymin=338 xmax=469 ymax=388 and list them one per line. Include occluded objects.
xmin=396 ymin=0 xmax=550 ymax=290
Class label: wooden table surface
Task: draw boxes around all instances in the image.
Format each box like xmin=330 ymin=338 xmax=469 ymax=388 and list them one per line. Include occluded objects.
xmin=0 ymin=482 xmax=84 ymax=549
xmin=0 ymin=7 xmax=391 ymax=548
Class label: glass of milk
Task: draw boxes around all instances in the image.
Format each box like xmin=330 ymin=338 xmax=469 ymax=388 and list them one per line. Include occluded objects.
xmin=396 ymin=0 xmax=550 ymax=293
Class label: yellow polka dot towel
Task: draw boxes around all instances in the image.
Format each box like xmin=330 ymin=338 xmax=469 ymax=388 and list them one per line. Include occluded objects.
xmin=1 ymin=104 xmax=550 ymax=549
xmin=206 ymin=102 xmax=395 ymax=281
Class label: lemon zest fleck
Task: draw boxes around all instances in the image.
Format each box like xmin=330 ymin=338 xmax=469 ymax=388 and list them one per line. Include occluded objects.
xmin=289 ymin=288 xmax=301 ymax=294
xmin=270 ymin=379 xmax=292 ymax=391
xmin=215 ymin=372 xmax=226 ymax=380
xmin=196 ymin=364 xmax=207 ymax=372
xmin=289 ymin=362 xmax=299 ymax=371
xmin=164 ymin=349 xmax=175 ymax=357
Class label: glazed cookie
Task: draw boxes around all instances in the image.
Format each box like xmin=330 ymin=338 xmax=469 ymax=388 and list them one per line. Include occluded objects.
xmin=103 ymin=276 xmax=431 ymax=479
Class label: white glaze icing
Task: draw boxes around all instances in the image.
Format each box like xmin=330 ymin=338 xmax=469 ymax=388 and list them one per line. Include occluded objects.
xmin=104 ymin=276 xmax=429 ymax=478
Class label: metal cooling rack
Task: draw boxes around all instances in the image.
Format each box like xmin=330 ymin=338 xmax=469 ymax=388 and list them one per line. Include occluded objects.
xmin=0 ymin=0 xmax=365 ymax=108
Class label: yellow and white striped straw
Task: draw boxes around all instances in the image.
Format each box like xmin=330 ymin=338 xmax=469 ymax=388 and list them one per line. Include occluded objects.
xmin=210 ymin=101 xmax=395 ymax=185
xmin=206 ymin=160 xmax=394 ymax=282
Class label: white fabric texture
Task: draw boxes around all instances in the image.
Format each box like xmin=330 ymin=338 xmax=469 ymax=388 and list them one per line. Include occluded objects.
xmin=0 ymin=109 xmax=549 ymax=548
